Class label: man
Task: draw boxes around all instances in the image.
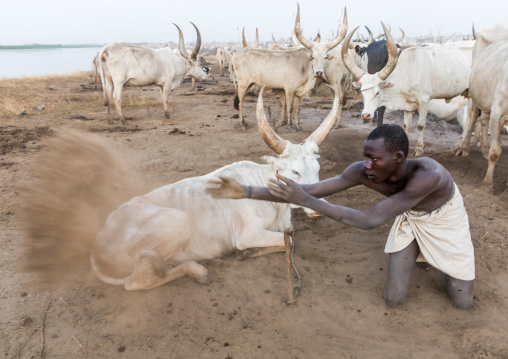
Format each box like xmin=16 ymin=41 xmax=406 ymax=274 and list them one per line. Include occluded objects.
xmin=206 ymin=124 xmax=475 ymax=309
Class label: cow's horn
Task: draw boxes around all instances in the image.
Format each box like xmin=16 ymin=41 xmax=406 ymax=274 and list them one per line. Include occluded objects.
xmin=326 ymin=7 xmax=348 ymax=50
xmin=307 ymin=86 xmax=341 ymax=146
xmin=174 ymin=24 xmax=189 ymax=60
xmin=397 ymin=28 xmax=405 ymax=43
xmin=272 ymin=33 xmax=278 ymax=45
xmin=472 ymin=23 xmax=476 ymax=40
xmin=341 ymin=26 xmax=366 ymax=80
xmin=254 ymin=28 xmax=259 ymax=47
xmin=190 ymin=22 xmax=201 ymax=60
xmin=256 ymin=86 xmax=287 ymax=154
xmin=291 ymin=31 xmax=300 ymax=47
xmin=242 ymin=27 xmax=248 ymax=47
xmin=365 ymin=26 xmax=374 ymax=44
xmin=377 ymin=22 xmax=399 ymax=81
xmin=294 ymin=3 xmax=314 ymax=50
xmin=359 ymin=32 xmax=367 ymax=44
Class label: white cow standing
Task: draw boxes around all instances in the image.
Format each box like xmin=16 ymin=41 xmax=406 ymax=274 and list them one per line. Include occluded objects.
xmin=98 ymin=23 xmax=209 ymax=124
xmin=454 ymin=23 xmax=508 ymax=188
xmin=216 ymin=47 xmax=228 ymax=76
xmin=91 ymin=88 xmax=340 ymax=290
xmin=230 ymin=4 xmax=347 ymax=130
xmin=293 ymin=7 xmax=352 ymax=107
xmin=341 ymin=23 xmax=473 ymax=156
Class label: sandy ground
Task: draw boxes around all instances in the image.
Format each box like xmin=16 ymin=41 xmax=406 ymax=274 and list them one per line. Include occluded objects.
xmin=1 ymin=54 xmax=508 ymax=359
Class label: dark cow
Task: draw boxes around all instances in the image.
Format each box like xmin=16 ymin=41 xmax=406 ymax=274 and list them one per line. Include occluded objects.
xmin=353 ymin=28 xmax=403 ymax=126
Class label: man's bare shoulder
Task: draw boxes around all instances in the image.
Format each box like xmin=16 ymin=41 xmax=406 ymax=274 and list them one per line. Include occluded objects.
xmin=406 ymin=158 xmax=455 ymax=210
xmin=410 ymin=157 xmax=451 ymax=179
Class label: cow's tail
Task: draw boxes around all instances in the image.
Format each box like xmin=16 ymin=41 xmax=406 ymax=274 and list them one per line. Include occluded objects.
xmin=234 ymin=95 xmax=240 ymax=111
xmin=230 ymin=61 xmax=240 ymax=111
xmin=98 ymin=49 xmax=112 ymax=106
xmin=21 ymin=130 xmax=145 ymax=289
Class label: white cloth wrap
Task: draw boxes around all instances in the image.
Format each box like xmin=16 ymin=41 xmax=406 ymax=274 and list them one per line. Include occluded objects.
xmin=385 ymin=183 xmax=475 ymax=281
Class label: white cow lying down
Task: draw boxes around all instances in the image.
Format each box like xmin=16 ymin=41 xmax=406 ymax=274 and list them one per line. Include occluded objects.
xmin=91 ymin=87 xmax=340 ymax=291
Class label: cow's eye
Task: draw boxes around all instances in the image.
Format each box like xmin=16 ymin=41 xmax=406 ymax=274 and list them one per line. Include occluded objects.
xmin=292 ymin=170 xmax=300 ymax=177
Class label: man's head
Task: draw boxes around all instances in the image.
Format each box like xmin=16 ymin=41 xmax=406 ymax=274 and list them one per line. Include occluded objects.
xmin=363 ymin=124 xmax=409 ymax=183
xmin=366 ymin=124 xmax=409 ymax=157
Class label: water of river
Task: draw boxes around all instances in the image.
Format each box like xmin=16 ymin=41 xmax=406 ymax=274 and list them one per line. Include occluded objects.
xmin=0 ymin=47 xmax=104 ymax=79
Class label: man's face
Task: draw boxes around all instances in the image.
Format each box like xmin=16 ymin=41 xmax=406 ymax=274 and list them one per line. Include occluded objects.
xmin=363 ymin=138 xmax=397 ymax=183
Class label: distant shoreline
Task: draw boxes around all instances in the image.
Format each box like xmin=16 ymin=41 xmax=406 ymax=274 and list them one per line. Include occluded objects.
xmin=0 ymin=43 xmax=170 ymax=50
xmin=0 ymin=44 xmax=105 ymax=50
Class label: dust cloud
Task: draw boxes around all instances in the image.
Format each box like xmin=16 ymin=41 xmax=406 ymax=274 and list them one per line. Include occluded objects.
xmin=20 ymin=130 xmax=145 ymax=288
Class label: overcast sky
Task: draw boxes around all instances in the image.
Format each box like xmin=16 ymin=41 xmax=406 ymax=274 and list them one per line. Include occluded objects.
xmin=1 ymin=0 xmax=507 ymax=46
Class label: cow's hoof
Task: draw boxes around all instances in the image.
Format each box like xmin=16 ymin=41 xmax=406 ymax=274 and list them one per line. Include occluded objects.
xmin=235 ymin=123 xmax=248 ymax=131
xmin=165 ymin=113 xmax=171 ymax=119
xmin=195 ymin=273 xmax=211 ymax=285
xmin=455 ymin=149 xmax=470 ymax=157
xmin=295 ymin=126 xmax=303 ymax=132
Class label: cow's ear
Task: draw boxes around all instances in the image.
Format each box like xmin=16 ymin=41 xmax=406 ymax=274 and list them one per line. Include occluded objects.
xmin=352 ymin=81 xmax=361 ymax=89
xmin=381 ymin=82 xmax=394 ymax=89
xmin=261 ymin=155 xmax=277 ymax=165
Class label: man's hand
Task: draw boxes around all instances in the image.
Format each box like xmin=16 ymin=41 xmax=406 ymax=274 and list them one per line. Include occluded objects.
xmin=267 ymin=174 xmax=308 ymax=206
xmin=205 ymin=176 xmax=248 ymax=199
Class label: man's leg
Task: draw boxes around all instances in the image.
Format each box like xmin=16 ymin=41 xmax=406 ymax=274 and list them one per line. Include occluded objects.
xmin=437 ymin=270 xmax=474 ymax=310
xmin=384 ymin=240 xmax=419 ymax=307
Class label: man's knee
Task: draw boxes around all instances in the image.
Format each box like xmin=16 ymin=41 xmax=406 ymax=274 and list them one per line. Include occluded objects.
xmin=451 ymin=296 xmax=473 ymax=310
xmin=384 ymin=296 xmax=405 ymax=308
xmin=384 ymin=287 xmax=407 ymax=307
xmin=447 ymin=277 xmax=474 ymax=310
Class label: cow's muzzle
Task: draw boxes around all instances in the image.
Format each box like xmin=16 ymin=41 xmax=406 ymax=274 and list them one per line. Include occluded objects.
xmin=362 ymin=113 xmax=372 ymax=122
xmin=306 ymin=211 xmax=323 ymax=218
xmin=315 ymin=71 xmax=324 ymax=77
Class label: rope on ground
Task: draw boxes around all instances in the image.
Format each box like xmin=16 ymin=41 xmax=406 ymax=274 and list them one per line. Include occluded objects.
xmin=284 ymin=230 xmax=302 ymax=304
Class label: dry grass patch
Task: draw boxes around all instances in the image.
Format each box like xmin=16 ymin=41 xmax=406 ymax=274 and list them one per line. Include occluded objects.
xmin=0 ymin=72 xmax=99 ymax=117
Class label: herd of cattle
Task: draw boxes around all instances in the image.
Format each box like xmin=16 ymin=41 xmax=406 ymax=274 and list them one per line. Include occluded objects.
xmin=84 ymin=6 xmax=507 ymax=291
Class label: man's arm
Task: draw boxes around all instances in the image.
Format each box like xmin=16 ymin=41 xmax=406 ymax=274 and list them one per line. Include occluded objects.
xmin=302 ymin=162 xmax=365 ymax=198
xmin=205 ymin=162 xmax=364 ymax=202
xmin=269 ymin=171 xmax=441 ymax=230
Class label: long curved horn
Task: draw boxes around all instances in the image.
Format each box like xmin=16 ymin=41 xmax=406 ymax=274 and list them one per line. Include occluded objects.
xmin=377 ymin=22 xmax=399 ymax=81
xmin=307 ymin=86 xmax=341 ymax=146
xmin=254 ymin=28 xmax=259 ymax=47
xmin=397 ymin=28 xmax=405 ymax=43
xmin=174 ymin=23 xmax=189 ymax=59
xmin=359 ymin=33 xmax=367 ymax=44
xmin=472 ymin=22 xmax=476 ymax=40
xmin=272 ymin=33 xmax=278 ymax=45
xmin=365 ymin=26 xmax=374 ymax=44
xmin=341 ymin=26 xmax=366 ymax=80
xmin=291 ymin=31 xmax=300 ymax=47
xmin=189 ymin=22 xmax=201 ymax=60
xmin=256 ymin=86 xmax=287 ymax=154
xmin=326 ymin=7 xmax=348 ymax=50
xmin=242 ymin=27 xmax=248 ymax=47
xmin=294 ymin=3 xmax=314 ymax=50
